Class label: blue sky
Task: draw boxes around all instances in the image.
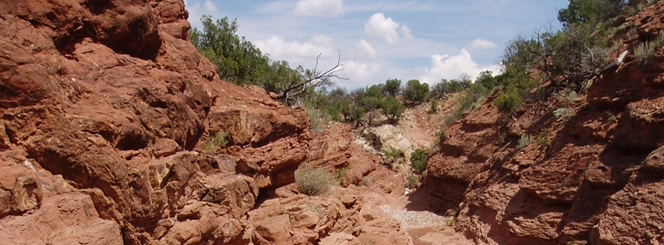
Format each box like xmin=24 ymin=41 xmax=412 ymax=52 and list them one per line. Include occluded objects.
xmin=184 ymin=0 xmax=568 ymax=89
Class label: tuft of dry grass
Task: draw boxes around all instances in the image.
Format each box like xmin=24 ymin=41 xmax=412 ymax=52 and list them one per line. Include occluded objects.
xmin=635 ymin=31 xmax=664 ymax=66
xmin=294 ymin=165 xmax=337 ymax=196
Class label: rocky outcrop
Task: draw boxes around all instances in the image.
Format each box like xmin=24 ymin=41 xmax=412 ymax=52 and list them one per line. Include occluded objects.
xmin=247 ymin=184 xmax=413 ymax=245
xmin=425 ymin=3 xmax=664 ymax=244
xmin=362 ymin=125 xmax=413 ymax=157
xmin=0 ymin=0 xmax=355 ymax=244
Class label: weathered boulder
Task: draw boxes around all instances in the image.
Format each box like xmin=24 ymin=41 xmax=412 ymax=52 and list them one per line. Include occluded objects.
xmin=362 ymin=124 xmax=413 ymax=158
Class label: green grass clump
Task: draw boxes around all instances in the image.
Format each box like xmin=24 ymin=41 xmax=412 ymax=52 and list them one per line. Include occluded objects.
xmin=203 ymin=131 xmax=228 ymax=155
xmin=554 ymin=107 xmax=573 ymax=121
xmin=406 ymin=175 xmax=419 ymax=189
xmin=635 ymin=31 xmax=664 ymax=67
xmin=536 ymin=135 xmax=550 ymax=147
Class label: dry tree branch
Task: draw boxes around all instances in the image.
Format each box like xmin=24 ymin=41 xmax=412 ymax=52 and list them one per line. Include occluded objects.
xmin=278 ymin=51 xmax=348 ymax=103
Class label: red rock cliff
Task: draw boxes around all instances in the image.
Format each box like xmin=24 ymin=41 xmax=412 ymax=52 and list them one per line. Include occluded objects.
xmin=426 ymin=3 xmax=664 ymax=245
xmin=0 ymin=0 xmax=334 ymax=244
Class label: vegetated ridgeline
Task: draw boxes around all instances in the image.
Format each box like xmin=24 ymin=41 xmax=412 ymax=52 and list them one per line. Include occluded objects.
xmin=426 ymin=2 xmax=664 ymax=245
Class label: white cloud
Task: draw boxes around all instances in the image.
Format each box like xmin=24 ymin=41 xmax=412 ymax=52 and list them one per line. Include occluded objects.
xmin=420 ymin=49 xmax=502 ymax=84
xmin=257 ymin=1 xmax=292 ymax=14
xmin=468 ymin=39 xmax=497 ymax=50
xmin=293 ymin=0 xmax=345 ymax=18
xmin=184 ymin=0 xmax=219 ymax=29
xmin=203 ymin=1 xmax=218 ymax=13
xmin=364 ymin=13 xmax=401 ymax=45
xmin=254 ymin=35 xmax=336 ymax=64
xmin=339 ymin=60 xmax=383 ymax=85
xmin=355 ymin=39 xmax=376 ymax=58
xmin=400 ymin=25 xmax=414 ymax=40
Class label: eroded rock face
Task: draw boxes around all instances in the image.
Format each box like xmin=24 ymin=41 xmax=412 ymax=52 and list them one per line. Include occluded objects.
xmin=0 ymin=0 xmax=321 ymax=244
xmin=425 ymin=3 xmax=664 ymax=244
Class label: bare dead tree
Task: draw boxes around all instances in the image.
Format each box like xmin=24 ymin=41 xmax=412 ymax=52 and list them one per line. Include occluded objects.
xmin=278 ymin=51 xmax=347 ymax=104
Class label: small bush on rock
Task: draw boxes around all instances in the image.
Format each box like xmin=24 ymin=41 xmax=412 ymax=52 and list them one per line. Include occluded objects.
xmin=203 ymin=131 xmax=229 ymax=155
xmin=295 ymin=166 xmax=337 ymax=196
xmin=516 ymin=134 xmax=533 ymax=150
xmin=554 ymin=107 xmax=573 ymax=121
xmin=635 ymin=31 xmax=664 ymax=67
xmin=411 ymin=149 xmax=428 ymax=174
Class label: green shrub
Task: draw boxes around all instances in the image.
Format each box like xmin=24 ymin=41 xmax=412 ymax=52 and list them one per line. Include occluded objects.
xmin=403 ymin=79 xmax=429 ymax=105
xmin=203 ymin=131 xmax=229 ymax=155
xmin=343 ymin=103 xmax=366 ymax=124
xmin=430 ymin=99 xmax=439 ymax=113
xmin=494 ymin=88 xmax=523 ymax=115
xmin=447 ymin=108 xmax=464 ymax=125
xmin=328 ymin=98 xmax=365 ymax=124
xmin=381 ymin=96 xmax=406 ymax=124
xmin=383 ymin=79 xmax=401 ymax=97
xmin=516 ymin=134 xmax=533 ymax=150
xmin=410 ymin=149 xmax=428 ymax=174
xmin=476 ymin=70 xmax=497 ymax=90
xmin=355 ymin=85 xmax=385 ymax=111
xmin=557 ymin=0 xmax=625 ymax=27
xmin=295 ymin=166 xmax=337 ymax=196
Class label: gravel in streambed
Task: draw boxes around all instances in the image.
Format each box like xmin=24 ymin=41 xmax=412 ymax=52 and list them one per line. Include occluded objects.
xmin=379 ymin=205 xmax=450 ymax=230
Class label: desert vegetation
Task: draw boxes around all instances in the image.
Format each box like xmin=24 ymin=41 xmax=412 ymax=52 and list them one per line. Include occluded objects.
xmin=294 ymin=165 xmax=338 ymax=196
xmin=190 ymin=16 xmax=344 ymax=105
